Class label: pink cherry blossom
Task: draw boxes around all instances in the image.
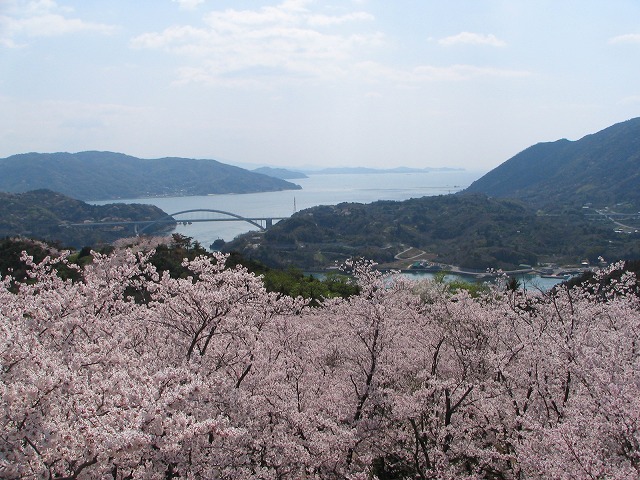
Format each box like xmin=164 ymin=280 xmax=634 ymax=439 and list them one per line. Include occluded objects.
xmin=1 ymin=250 xmax=638 ymax=478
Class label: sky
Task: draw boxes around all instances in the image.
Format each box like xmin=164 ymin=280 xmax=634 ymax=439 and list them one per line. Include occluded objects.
xmin=1 ymin=0 xmax=639 ymax=172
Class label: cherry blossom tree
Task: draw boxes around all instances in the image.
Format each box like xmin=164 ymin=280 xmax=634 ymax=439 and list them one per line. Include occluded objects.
xmin=1 ymin=250 xmax=639 ymax=479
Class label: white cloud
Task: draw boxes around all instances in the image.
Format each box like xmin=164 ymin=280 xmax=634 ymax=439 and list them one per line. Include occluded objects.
xmin=131 ymin=1 xmax=381 ymax=86
xmin=0 ymin=0 xmax=116 ymax=46
xmin=172 ymin=0 xmax=205 ymax=10
xmin=608 ymin=33 xmax=640 ymax=45
xmin=130 ymin=2 xmax=525 ymax=90
xmin=438 ymin=32 xmax=506 ymax=47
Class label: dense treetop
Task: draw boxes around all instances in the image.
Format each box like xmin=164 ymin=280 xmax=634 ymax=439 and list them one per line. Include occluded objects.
xmin=464 ymin=117 xmax=640 ymax=210
xmin=0 ymin=151 xmax=301 ymax=200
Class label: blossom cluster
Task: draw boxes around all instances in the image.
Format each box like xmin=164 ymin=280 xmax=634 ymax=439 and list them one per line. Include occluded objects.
xmin=1 ymin=251 xmax=639 ymax=479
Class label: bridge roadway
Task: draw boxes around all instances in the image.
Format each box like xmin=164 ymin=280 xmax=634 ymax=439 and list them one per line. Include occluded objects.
xmin=63 ymin=208 xmax=289 ymax=232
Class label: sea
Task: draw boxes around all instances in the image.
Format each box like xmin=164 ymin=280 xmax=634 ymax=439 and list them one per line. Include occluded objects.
xmin=92 ymin=170 xmax=564 ymax=290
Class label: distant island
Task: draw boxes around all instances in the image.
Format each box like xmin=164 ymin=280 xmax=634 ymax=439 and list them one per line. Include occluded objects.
xmin=0 ymin=151 xmax=301 ymax=201
xmin=252 ymin=166 xmax=308 ymax=180
xmin=251 ymin=165 xmax=464 ymax=177
xmin=304 ymin=166 xmax=464 ymax=175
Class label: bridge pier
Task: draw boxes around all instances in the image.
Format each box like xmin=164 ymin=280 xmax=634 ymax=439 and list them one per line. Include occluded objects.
xmin=266 ymin=218 xmax=273 ymax=229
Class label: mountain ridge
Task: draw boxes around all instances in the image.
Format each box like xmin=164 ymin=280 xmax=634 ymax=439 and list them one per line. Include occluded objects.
xmin=0 ymin=151 xmax=301 ymax=201
xmin=463 ymin=117 xmax=640 ymax=209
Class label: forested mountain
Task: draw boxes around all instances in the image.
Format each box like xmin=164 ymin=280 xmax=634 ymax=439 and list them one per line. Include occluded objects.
xmin=0 ymin=189 xmax=173 ymax=247
xmin=464 ymin=117 xmax=640 ymax=209
xmin=223 ymin=194 xmax=640 ymax=270
xmin=0 ymin=151 xmax=301 ymax=200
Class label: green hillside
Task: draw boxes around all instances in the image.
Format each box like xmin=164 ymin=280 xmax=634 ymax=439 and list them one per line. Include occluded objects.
xmin=223 ymin=194 xmax=640 ymax=271
xmin=0 ymin=190 xmax=173 ymax=247
xmin=0 ymin=151 xmax=301 ymax=200
xmin=464 ymin=117 xmax=640 ymax=210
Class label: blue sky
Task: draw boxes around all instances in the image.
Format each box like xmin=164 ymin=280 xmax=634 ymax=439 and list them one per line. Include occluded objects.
xmin=1 ymin=0 xmax=639 ymax=172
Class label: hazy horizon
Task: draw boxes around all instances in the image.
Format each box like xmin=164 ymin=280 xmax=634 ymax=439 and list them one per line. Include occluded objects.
xmin=2 ymin=1 xmax=639 ymax=171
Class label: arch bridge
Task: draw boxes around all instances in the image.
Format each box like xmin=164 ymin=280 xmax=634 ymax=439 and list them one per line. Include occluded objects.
xmin=148 ymin=209 xmax=287 ymax=232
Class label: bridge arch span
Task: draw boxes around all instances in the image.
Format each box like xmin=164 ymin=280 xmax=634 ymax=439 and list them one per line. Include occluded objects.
xmin=169 ymin=209 xmax=266 ymax=231
xmin=137 ymin=208 xmax=271 ymax=234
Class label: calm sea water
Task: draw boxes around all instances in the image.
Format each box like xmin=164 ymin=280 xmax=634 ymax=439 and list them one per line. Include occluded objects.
xmin=92 ymin=170 xmax=564 ymax=290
